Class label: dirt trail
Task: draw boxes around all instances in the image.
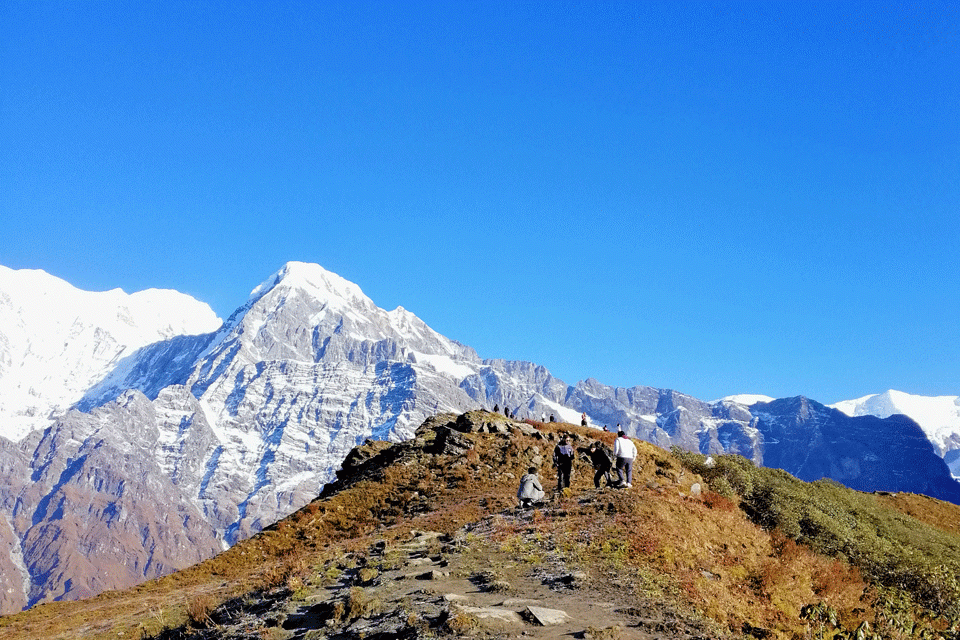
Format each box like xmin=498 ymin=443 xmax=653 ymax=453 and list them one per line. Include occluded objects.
xmin=160 ymin=492 xmax=727 ymax=640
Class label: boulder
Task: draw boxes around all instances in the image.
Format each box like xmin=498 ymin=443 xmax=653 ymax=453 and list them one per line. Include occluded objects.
xmin=523 ymin=605 xmax=571 ymax=625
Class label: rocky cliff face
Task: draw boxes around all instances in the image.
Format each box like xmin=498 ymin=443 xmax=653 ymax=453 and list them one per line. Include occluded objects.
xmin=0 ymin=389 xmax=223 ymax=609
xmin=751 ymin=397 xmax=960 ymax=501
xmin=1 ymin=261 xmax=958 ymax=613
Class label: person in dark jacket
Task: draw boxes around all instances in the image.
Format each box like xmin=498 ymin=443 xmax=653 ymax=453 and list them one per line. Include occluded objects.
xmin=553 ymin=436 xmax=574 ymax=491
xmin=588 ymin=442 xmax=612 ymax=488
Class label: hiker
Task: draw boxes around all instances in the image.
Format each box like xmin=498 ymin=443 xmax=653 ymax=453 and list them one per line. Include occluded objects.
xmin=541 ymin=412 xmax=547 ymax=422
xmin=588 ymin=442 xmax=613 ymax=488
xmin=553 ymin=435 xmax=575 ymax=492
xmin=549 ymin=414 xmax=555 ymax=422
xmin=493 ymin=403 xmax=500 ymax=413
xmin=614 ymin=430 xmax=638 ymax=488
xmin=581 ymin=412 xmax=588 ymax=427
xmin=517 ymin=466 xmax=544 ymax=507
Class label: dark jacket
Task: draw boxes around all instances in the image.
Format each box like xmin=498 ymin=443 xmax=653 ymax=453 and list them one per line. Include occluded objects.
xmin=553 ymin=443 xmax=574 ymax=467
xmin=589 ymin=446 xmax=611 ymax=471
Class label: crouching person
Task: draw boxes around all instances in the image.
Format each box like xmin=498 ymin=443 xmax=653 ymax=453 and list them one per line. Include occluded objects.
xmin=518 ymin=466 xmax=545 ymax=507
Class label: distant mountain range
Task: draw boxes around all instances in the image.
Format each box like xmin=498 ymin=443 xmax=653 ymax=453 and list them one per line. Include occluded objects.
xmin=0 ymin=262 xmax=957 ymax=613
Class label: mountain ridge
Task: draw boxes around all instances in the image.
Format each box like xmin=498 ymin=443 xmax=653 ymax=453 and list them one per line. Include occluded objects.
xmin=1 ymin=261 xmax=958 ymax=614
xmin=830 ymin=389 xmax=960 ymax=476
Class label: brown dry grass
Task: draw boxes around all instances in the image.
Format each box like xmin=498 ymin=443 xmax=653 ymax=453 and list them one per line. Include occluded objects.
xmin=875 ymin=491 xmax=960 ymax=536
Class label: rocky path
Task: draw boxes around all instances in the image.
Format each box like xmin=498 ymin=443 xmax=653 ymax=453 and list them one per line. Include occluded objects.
xmin=155 ymin=497 xmax=725 ymax=640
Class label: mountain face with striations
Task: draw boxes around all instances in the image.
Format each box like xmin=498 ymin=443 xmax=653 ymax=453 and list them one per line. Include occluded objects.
xmin=1 ymin=261 xmax=958 ymax=614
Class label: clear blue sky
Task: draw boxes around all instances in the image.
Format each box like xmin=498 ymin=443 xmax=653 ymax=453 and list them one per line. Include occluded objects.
xmin=2 ymin=1 xmax=958 ymax=404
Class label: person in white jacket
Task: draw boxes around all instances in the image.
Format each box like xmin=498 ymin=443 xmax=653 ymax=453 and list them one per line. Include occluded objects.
xmin=517 ymin=467 xmax=545 ymax=507
xmin=614 ymin=430 xmax=638 ymax=488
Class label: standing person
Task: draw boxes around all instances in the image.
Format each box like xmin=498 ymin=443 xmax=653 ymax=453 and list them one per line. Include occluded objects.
xmin=541 ymin=412 xmax=547 ymax=423
xmin=581 ymin=412 xmax=588 ymax=427
xmin=614 ymin=430 xmax=638 ymax=488
xmin=553 ymin=436 xmax=575 ymax=492
xmin=517 ymin=467 xmax=545 ymax=507
xmin=588 ymin=442 xmax=612 ymax=489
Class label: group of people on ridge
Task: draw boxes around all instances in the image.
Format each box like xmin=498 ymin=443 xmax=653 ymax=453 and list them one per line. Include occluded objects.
xmin=517 ymin=428 xmax=639 ymax=507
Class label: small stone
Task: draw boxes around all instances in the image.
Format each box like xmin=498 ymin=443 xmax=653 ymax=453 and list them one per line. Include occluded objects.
xmin=560 ymin=571 xmax=587 ymax=586
xmin=453 ymin=603 xmax=523 ymax=624
xmin=499 ymin=598 xmax=539 ymax=607
xmin=523 ymin=606 xmax=571 ymax=626
xmin=443 ymin=593 xmax=469 ymax=602
xmin=417 ymin=569 xmax=448 ymax=580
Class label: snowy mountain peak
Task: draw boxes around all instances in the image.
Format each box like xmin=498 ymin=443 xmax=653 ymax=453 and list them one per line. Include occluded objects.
xmin=830 ymin=390 xmax=960 ymax=458
xmin=5 ymin=262 xmax=960 ymax=613
xmin=0 ymin=265 xmax=222 ymax=441
xmin=252 ymin=261 xmax=370 ymax=310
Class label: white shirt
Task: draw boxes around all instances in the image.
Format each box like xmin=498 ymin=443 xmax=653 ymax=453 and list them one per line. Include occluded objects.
xmin=614 ymin=436 xmax=637 ymax=460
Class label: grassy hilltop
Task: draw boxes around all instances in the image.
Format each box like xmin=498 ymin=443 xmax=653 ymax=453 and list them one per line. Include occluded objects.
xmin=2 ymin=411 xmax=960 ymax=640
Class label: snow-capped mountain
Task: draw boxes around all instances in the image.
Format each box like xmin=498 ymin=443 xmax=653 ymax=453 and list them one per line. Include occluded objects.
xmin=0 ymin=265 xmax=222 ymax=441
xmin=0 ymin=262 xmax=578 ymax=611
xmin=0 ymin=261 xmax=957 ymax=614
xmin=718 ymin=394 xmax=775 ymax=406
xmin=831 ymin=390 xmax=960 ymax=476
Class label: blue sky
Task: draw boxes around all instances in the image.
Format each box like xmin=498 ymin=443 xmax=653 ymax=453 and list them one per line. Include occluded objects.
xmin=2 ymin=1 xmax=958 ymax=404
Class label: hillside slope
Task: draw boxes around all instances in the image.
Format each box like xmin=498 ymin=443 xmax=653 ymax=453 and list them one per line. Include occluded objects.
xmin=3 ymin=412 xmax=959 ymax=640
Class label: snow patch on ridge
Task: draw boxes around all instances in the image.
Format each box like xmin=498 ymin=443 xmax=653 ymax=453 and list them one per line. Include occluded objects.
xmin=414 ymin=352 xmax=476 ymax=380
xmin=717 ymin=394 xmax=775 ymax=406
